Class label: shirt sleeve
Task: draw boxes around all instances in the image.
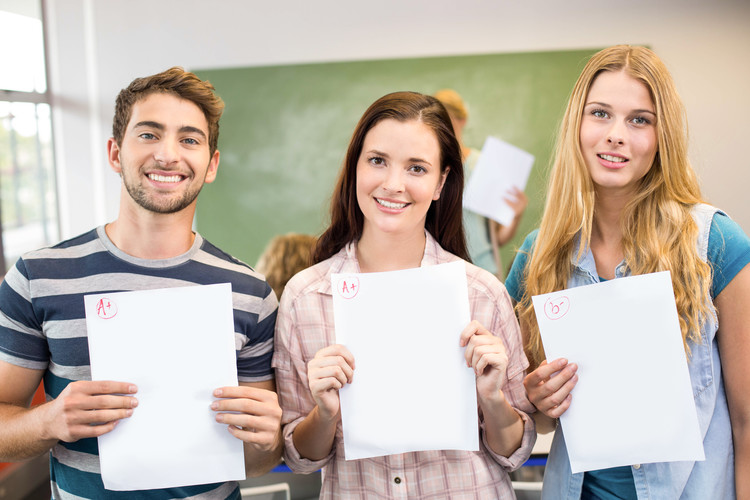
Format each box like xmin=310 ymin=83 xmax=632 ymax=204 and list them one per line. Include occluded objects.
xmin=469 ymin=269 xmax=536 ymax=471
xmin=505 ymin=230 xmax=538 ymax=303
xmin=237 ymin=281 xmax=277 ymax=382
xmin=0 ymin=258 xmax=49 ymax=370
xmin=707 ymin=213 xmax=750 ymax=298
xmin=272 ymin=289 xmax=335 ymax=474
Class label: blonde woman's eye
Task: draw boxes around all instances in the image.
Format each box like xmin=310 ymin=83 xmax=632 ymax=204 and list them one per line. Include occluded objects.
xmin=632 ymin=116 xmax=651 ymax=126
xmin=592 ymin=109 xmax=608 ymax=119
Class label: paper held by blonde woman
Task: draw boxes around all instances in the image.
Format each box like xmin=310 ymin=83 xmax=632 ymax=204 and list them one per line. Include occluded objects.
xmin=531 ymin=271 xmax=705 ymax=473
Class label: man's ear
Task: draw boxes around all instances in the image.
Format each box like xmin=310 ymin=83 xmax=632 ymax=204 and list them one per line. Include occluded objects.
xmin=107 ymin=138 xmax=122 ymax=174
xmin=204 ymin=150 xmax=220 ymax=184
xmin=433 ymin=166 xmax=450 ymax=200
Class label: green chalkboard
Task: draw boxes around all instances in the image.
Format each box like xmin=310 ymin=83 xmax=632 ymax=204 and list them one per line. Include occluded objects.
xmin=195 ymin=49 xmax=598 ymax=273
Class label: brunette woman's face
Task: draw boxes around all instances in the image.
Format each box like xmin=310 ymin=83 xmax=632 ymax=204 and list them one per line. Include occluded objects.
xmin=356 ymin=118 xmax=447 ymax=240
xmin=579 ymin=70 xmax=658 ymax=198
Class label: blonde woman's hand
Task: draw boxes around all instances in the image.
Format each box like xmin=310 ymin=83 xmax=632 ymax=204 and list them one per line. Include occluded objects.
xmin=460 ymin=320 xmax=509 ymax=405
xmin=307 ymin=344 xmax=355 ymax=421
xmin=523 ymin=358 xmax=578 ymax=418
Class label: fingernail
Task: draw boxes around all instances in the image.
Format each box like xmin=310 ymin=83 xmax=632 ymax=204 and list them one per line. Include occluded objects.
xmin=214 ymin=389 xmax=223 ymax=397
xmin=211 ymin=401 xmax=218 ymax=410
xmin=129 ymin=385 xmax=137 ymax=393
xmin=216 ymin=414 xmax=224 ymax=423
xmin=131 ymin=398 xmax=138 ymax=408
xmin=126 ymin=409 xmax=133 ymax=417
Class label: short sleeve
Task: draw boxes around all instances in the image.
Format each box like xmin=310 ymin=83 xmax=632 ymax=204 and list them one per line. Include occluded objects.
xmin=505 ymin=230 xmax=538 ymax=303
xmin=237 ymin=282 xmax=277 ymax=382
xmin=0 ymin=258 xmax=49 ymax=370
xmin=707 ymin=214 xmax=750 ymax=298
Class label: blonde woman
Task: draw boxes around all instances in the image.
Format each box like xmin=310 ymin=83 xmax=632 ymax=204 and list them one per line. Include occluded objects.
xmin=506 ymin=45 xmax=750 ymax=498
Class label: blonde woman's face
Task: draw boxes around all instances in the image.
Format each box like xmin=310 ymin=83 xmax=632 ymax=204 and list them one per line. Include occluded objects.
xmin=579 ymin=70 xmax=658 ymax=198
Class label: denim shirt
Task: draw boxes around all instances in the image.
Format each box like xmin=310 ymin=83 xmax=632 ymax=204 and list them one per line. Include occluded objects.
xmin=542 ymin=204 xmax=736 ymax=500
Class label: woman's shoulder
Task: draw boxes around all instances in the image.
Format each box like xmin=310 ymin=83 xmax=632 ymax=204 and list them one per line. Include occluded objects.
xmin=504 ymin=229 xmax=541 ymax=302
xmin=280 ymin=254 xmax=341 ymax=306
xmin=519 ymin=228 xmax=540 ymax=251
xmin=462 ymin=259 xmax=513 ymax=306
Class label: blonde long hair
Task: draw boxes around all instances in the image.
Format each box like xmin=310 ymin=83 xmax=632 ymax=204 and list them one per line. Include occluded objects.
xmin=518 ymin=45 xmax=712 ymax=369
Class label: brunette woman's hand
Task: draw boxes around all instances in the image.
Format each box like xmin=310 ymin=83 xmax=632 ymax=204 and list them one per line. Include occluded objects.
xmin=460 ymin=320 xmax=509 ymax=405
xmin=306 ymin=344 xmax=355 ymax=421
xmin=523 ymin=358 xmax=578 ymax=418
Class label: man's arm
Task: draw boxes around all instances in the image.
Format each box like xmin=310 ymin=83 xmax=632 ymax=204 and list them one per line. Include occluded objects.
xmin=212 ymin=380 xmax=283 ymax=477
xmin=0 ymin=360 xmax=138 ymax=462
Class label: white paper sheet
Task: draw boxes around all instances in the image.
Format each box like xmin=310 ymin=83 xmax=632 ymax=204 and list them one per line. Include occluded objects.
xmin=463 ymin=136 xmax=534 ymax=226
xmin=331 ymin=260 xmax=479 ymax=460
xmin=84 ymin=283 xmax=245 ymax=491
xmin=532 ymin=271 xmax=705 ymax=473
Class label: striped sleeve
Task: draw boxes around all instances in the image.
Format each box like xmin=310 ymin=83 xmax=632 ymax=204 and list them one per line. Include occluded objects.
xmin=0 ymin=258 xmax=49 ymax=369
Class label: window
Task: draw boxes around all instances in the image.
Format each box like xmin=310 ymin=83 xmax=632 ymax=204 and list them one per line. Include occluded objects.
xmin=0 ymin=1 xmax=58 ymax=273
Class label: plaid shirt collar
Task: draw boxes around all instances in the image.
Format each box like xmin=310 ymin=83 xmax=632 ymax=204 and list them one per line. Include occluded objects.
xmin=316 ymin=230 xmax=443 ymax=295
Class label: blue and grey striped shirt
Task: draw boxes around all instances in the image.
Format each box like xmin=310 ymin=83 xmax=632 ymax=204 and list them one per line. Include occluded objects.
xmin=0 ymin=226 xmax=277 ymax=499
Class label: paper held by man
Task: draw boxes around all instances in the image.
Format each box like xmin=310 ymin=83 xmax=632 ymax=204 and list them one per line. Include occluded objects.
xmin=84 ymin=283 xmax=245 ymax=491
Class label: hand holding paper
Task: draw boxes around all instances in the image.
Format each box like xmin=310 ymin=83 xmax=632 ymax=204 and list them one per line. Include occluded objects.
xmin=211 ymin=384 xmax=282 ymax=454
xmin=523 ymin=358 xmax=578 ymax=420
xmin=463 ymin=137 xmax=534 ymax=226
xmin=41 ymin=380 xmax=138 ymax=443
xmin=306 ymin=344 xmax=356 ymax=420
xmin=460 ymin=320 xmax=509 ymax=399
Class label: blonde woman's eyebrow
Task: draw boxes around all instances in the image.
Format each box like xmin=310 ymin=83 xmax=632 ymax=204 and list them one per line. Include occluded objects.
xmin=585 ymin=102 xmax=655 ymax=116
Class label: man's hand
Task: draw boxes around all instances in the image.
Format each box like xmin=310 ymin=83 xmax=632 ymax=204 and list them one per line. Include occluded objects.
xmin=211 ymin=385 xmax=282 ymax=453
xmin=41 ymin=380 xmax=138 ymax=442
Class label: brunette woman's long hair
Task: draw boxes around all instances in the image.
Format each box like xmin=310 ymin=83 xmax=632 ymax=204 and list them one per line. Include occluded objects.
xmin=313 ymin=91 xmax=469 ymax=263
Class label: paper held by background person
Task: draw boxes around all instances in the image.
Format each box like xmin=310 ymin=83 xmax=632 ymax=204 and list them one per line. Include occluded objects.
xmin=463 ymin=136 xmax=533 ymax=226
xmin=84 ymin=283 xmax=245 ymax=491
xmin=331 ymin=260 xmax=479 ymax=460
xmin=532 ymin=271 xmax=705 ymax=473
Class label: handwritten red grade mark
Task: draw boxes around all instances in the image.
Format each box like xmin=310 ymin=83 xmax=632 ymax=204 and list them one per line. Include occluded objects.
xmin=337 ymin=277 xmax=360 ymax=300
xmin=544 ymin=296 xmax=570 ymax=321
xmin=96 ymin=298 xmax=118 ymax=319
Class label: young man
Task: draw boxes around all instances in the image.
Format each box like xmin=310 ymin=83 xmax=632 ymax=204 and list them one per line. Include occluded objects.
xmin=0 ymin=68 xmax=282 ymax=499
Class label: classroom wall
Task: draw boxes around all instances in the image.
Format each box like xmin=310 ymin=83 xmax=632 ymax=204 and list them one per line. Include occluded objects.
xmin=43 ymin=0 xmax=750 ymax=247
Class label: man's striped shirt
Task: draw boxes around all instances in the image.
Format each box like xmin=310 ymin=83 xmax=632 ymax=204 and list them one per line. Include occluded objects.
xmin=0 ymin=226 xmax=277 ymax=499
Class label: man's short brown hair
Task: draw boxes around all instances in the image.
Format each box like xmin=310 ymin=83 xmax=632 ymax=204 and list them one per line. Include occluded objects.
xmin=112 ymin=67 xmax=225 ymax=155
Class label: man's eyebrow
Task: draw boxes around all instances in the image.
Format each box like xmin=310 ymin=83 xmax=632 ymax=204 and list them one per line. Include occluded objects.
xmin=133 ymin=122 xmax=207 ymax=140
xmin=179 ymin=126 xmax=207 ymax=140
xmin=133 ymin=120 xmax=164 ymax=130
